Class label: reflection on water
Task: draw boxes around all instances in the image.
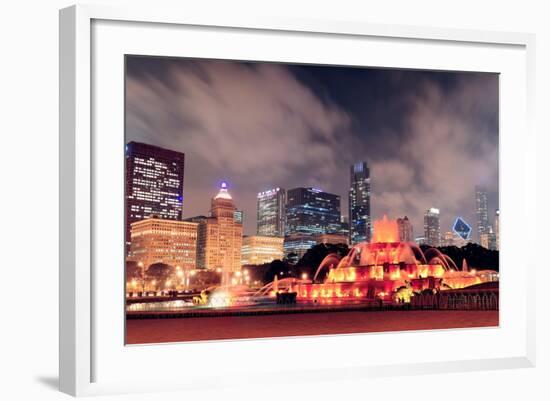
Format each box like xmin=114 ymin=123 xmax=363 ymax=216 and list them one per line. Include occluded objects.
xmin=127 ymin=300 xmax=193 ymax=312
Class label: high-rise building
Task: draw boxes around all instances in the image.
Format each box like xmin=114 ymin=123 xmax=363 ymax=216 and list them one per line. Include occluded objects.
xmin=339 ymin=216 xmax=351 ymax=238
xmin=494 ymin=209 xmax=500 ymax=250
xmin=125 ymin=142 xmax=185 ymax=256
xmin=184 ymin=215 xmax=208 ymax=268
xmin=241 ymin=236 xmax=284 ymax=266
xmin=257 ymin=188 xmax=286 ymax=237
xmin=196 ymin=183 xmax=243 ymax=273
xmin=475 ymin=186 xmax=490 ymax=243
xmin=285 ymin=187 xmax=341 ymax=235
xmin=481 ymin=226 xmax=497 ymax=250
xmin=396 ymin=216 xmax=413 ymax=242
xmin=284 ymin=187 xmax=341 ymax=259
xmin=424 ymin=208 xmax=441 ymax=247
xmin=128 ymin=217 xmax=198 ymax=270
xmin=349 ymin=161 xmax=371 ymax=244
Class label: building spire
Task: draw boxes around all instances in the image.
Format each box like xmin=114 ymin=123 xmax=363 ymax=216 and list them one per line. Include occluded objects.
xmin=214 ymin=181 xmax=233 ymax=200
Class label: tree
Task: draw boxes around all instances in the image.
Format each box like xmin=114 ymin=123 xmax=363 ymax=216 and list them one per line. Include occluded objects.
xmin=145 ymin=263 xmax=175 ymax=291
xmin=263 ymin=259 xmax=288 ymax=283
xmin=126 ymin=261 xmax=142 ymax=282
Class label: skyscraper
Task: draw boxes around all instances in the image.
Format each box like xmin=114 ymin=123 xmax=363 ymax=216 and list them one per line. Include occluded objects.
xmin=396 ymin=216 xmax=413 ymax=242
xmin=494 ymin=209 xmax=500 ymax=250
xmin=257 ymin=188 xmax=286 ymax=237
xmin=195 ymin=183 xmax=243 ymax=273
xmin=424 ymin=208 xmax=441 ymax=247
xmin=349 ymin=161 xmax=371 ymax=244
xmin=475 ymin=186 xmax=490 ymax=243
xmin=284 ymin=187 xmax=341 ymax=260
xmin=285 ymin=187 xmax=341 ymax=235
xmin=481 ymin=226 xmax=497 ymax=250
xmin=125 ymin=142 xmax=185 ymax=256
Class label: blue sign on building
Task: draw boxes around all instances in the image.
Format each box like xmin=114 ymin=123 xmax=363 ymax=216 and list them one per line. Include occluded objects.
xmin=452 ymin=217 xmax=472 ymax=241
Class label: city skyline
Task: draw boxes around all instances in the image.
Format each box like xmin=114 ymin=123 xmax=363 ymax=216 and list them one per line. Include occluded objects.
xmin=126 ymin=56 xmax=499 ymax=237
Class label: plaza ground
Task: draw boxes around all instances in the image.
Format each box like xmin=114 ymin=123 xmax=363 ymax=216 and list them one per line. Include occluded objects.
xmin=126 ymin=310 xmax=499 ymax=344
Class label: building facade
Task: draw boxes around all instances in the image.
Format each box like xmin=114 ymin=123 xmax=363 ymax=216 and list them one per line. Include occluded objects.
xmin=396 ymin=216 xmax=413 ymax=242
xmin=475 ymin=186 xmax=490 ymax=243
xmin=284 ymin=187 xmax=341 ymax=260
xmin=349 ymin=161 xmax=371 ymax=244
xmin=480 ymin=226 xmax=497 ymax=250
xmin=128 ymin=217 xmax=198 ymax=270
xmin=424 ymin=208 xmax=441 ymax=247
xmin=125 ymin=142 xmax=185 ymax=255
xmin=442 ymin=231 xmax=454 ymax=247
xmin=283 ymin=233 xmax=318 ymax=263
xmin=241 ymin=235 xmax=284 ymax=266
xmin=197 ymin=183 xmax=243 ymax=273
xmin=257 ymin=188 xmax=286 ymax=237
xmin=285 ymin=187 xmax=341 ymax=235
xmin=184 ymin=215 xmax=208 ymax=268
xmin=313 ymin=233 xmax=350 ymax=246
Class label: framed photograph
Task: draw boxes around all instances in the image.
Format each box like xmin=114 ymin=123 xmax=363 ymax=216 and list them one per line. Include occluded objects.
xmin=59 ymin=4 xmax=536 ymax=397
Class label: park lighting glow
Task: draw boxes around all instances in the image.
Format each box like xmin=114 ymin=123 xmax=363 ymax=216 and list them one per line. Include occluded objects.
xmin=209 ymin=291 xmax=232 ymax=308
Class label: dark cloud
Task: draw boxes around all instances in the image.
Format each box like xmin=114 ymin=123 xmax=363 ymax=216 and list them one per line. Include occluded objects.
xmin=126 ymin=57 xmax=498 ymax=237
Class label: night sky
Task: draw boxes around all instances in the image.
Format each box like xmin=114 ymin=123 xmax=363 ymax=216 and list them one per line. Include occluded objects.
xmin=125 ymin=56 xmax=499 ymax=239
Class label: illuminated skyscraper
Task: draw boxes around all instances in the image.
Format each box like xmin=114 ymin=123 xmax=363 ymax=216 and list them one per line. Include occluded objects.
xmin=481 ymin=226 xmax=497 ymax=250
xmin=349 ymin=161 xmax=371 ymax=244
xmin=125 ymin=142 xmax=185 ymax=256
xmin=424 ymin=208 xmax=441 ymax=247
xmin=494 ymin=209 xmax=500 ymax=250
xmin=257 ymin=188 xmax=286 ymax=237
xmin=196 ymin=183 xmax=243 ymax=273
xmin=284 ymin=187 xmax=341 ymax=260
xmin=396 ymin=216 xmax=413 ymax=242
xmin=285 ymin=187 xmax=341 ymax=235
xmin=475 ymin=186 xmax=490 ymax=243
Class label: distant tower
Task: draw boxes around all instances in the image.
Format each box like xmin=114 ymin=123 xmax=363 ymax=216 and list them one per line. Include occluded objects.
xmin=396 ymin=216 xmax=413 ymax=242
xmin=349 ymin=161 xmax=371 ymax=244
xmin=475 ymin=186 xmax=490 ymax=243
xmin=424 ymin=208 xmax=441 ymax=247
xmin=257 ymin=188 xmax=286 ymax=237
xmin=480 ymin=226 xmax=497 ymax=250
xmin=494 ymin=209 xmax=500 ymax=250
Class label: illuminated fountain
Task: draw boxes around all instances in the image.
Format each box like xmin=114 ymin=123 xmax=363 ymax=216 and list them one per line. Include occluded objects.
xmin=292 ymin=215 xmax=498 ymax=304
xmin=188 ymin=215 xmax=498 ymax=309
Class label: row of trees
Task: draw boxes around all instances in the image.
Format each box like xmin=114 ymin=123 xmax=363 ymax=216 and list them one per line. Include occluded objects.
xmin=431 ymin=242 xmax=499 ymax=271
xmin=245 ymin=243 xmax=351 ymax=284
xmin=126 ymin=261 xmax=221 ymax=291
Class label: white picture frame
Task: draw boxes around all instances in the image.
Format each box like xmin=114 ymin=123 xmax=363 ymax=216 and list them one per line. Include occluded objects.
xmin=59 ymin=4 xmax=536 ymax=397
